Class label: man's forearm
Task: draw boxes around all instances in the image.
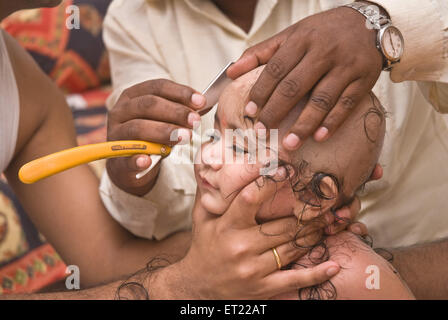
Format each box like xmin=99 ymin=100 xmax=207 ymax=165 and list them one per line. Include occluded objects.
xmin=3 ymin=258 xmax=183 ymax=300
xmin=3 ymin=282 xmax=120 ymax=300
xmin=390 ymin=238 xmax=448 ymax=299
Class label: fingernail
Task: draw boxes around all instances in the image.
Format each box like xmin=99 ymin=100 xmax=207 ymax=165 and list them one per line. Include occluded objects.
xmin=315 ymin=127 xmax=329 ymax=142
xmin=326 ymin=266 xmax=340 ymax=277
xmin=136 ymin=156 xmax=147 ymax=169
xmin=283 ymin=133 xmax=300 ymax=150
xmin=254 ymin=121 xmax=266 ymax=132
xmin=188 ymin=112 xmax=201 ymax=127
xmin=254 ymin=122 xmax=267 ymax=139
xmin=191 ymin=93 xmax=206 ymax=107
xmin=245 ymin=101 xmax=258 ymax=116
xmin=176 ymin=128 xmax=192 ymax=145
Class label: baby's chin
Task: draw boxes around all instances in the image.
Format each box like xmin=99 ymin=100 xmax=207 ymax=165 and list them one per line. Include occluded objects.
xmin=199 ymin=192 xmax=227 ymax=216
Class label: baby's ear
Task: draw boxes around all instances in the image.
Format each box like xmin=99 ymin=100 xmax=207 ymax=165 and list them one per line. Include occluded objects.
xmin=319 ymin=175 xmax=339 ymax=200
xmin=318 ymin=175 xmax=339 ymax=213
xmin=294 ymin=175 xmax=339 ymax=225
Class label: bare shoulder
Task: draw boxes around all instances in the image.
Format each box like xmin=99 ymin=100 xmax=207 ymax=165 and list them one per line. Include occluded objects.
xmin=272 ymin=231 xmax=415 ymax=300
xmin=323 ymin=231 xmax=415 ymax=300
xmin=2 ymin=30 xmax=74 ymax=175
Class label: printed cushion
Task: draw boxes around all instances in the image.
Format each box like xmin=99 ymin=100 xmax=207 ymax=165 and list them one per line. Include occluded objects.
xmin=1 ymin=0 xmax=112 ymax=93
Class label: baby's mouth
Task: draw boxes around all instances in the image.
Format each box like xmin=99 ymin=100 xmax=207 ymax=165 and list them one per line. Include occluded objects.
xmin=198 ymin=173 xmax=218 ymax=190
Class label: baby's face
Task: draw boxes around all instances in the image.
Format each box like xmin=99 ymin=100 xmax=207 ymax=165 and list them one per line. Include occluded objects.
xmin=194 ymin=66 xmax=385 ymax=223
xmin=194 ymin=106 xmax=303 ymax=222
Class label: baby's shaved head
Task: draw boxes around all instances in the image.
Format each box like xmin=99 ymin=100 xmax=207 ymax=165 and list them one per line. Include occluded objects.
xmin=217 ymin=65 xmax=386 ymax=208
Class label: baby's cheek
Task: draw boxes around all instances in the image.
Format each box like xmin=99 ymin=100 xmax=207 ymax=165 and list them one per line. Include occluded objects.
xmin=220 ymin=162 xmax=263 ymax=192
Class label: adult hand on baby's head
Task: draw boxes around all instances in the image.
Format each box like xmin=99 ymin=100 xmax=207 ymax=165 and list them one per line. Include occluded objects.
xmin=107 ymin=79 xmax=204 ymax=196
xmin=164 ymin=171 xmax=340 ymax=299
xmin=227 ymin=6 xmax=384 ymax=150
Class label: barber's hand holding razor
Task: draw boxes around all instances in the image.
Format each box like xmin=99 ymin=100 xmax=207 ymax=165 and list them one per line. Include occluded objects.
xmin=107 ymin=79 xmax=205 ymax=196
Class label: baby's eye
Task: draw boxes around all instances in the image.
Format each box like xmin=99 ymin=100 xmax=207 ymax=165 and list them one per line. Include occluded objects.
xmin=206 ymin=132 xmax=221 ymax=144
xmin=231 ymin=144 xmax=248 ymax=155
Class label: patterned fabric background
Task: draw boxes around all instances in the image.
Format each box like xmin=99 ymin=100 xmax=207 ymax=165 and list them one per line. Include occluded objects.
xmin=2 ymin=0 xmax=111 ymax=94
xmin=0 ymin=0 xmax=112 ymax=294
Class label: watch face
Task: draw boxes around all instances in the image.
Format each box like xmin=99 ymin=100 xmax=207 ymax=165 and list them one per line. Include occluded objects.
xmin=381 ymin=26 xmax=404 ymax=62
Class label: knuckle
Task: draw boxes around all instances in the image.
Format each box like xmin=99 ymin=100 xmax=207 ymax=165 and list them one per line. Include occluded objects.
xmin=236 ymin=264 xmax=256 ymax=281
xmin=126 ymin=121 xmax=140 ymax=139
xmin=303 ymin=27 xmax=319 ymax=44
xmin=111 ymin=97 xmax=130 ymax=119
xmin=279 ymin=218 xmax=298 ymax=239
xmin=279 ymin=79 xmax=301 ymax=98
xmin=135 ymin=96 xmax=151 ymax=113
xmin=242 ymin=47 xmax=255 ymax=58
xmin=283 ymin=241 xmax=303 ymax=261
xmin=296 ymin=228 xmax=323 ymax=248
xmin=287 ymin=227 xmax=299 ymax=242
xmin=265 ymin=57 xmax=285 ymax=79
xmin=229 ymin=241 xmax=250 ymax=259
xmin=121 ymin=87 xmax=132 ymax=98
xmin=146 ymin=94 xmax=158 ymax=107
xmin=339 ymin=95 xmax=356 ymax=111
xmin=119 ymin=97 xmax=131 ymax=111
xmin=285 ymin=217 xmax=299 ymax=233
xmin=259 ymin=107 xmax=277 ymax=125
xmin=152 ymin=79 xmax=165 ymax=91
xmin=240 ymin=188 xmax=258 ymax=205
xmin=310 ymin=92 xmax=333 ymax=112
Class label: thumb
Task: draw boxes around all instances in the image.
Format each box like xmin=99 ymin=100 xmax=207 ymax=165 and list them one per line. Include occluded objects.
xmin=107 ymin=155 xmax=152 ymax=185
xmin=126 ymin=154 xmax=152 ymax=171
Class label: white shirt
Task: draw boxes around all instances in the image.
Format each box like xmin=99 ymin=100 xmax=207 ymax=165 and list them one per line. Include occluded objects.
xmin=0 ymin=30 xmax=20 ymax=174
xmin=101 ymin=0 xmax=448 ymax=247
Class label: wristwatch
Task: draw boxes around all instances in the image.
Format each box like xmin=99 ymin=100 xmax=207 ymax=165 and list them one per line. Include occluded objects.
xmin=344 ymin=1 xmax=404 ymax=71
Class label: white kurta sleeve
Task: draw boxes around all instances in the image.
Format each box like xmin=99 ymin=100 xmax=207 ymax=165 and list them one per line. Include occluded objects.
xmin=366 ymin=0 xmax=448 ymax=112
xmin=99 ymin=4 xmax=195 ymax=240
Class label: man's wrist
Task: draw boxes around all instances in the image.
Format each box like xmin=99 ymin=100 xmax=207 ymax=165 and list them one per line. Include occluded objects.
xmin=146 ymin=262 xmax=192 ymax=299
xmin=355 ymin=1 xmax=390 ymax=19
xmin=140 ymin=265 xmax=173 ymax=299
xmin=347 ymin=1 xmax=403 ymax=71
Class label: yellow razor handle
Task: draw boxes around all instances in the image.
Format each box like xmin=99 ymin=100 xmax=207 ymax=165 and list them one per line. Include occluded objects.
xmin=19 ymin=140 xmax=171 ymax=184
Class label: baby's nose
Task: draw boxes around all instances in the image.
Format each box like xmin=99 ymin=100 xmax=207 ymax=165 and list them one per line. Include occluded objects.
xmin=201 ymin=141 xmax=223 ymax=170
